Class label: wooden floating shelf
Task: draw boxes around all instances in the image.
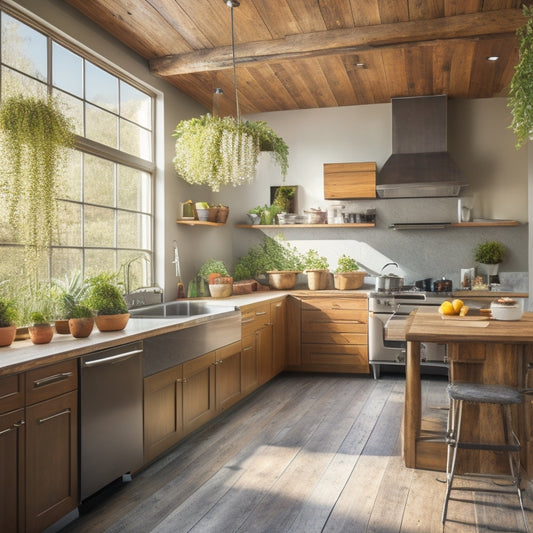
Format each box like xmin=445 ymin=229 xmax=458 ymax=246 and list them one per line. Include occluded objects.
xmin=450 ymin=221 xmax=519 ymax=227
xmin=176 ymin=220 xmax=226 ymax=227
xmin=235 ymin=223 xmax=376 ymax=229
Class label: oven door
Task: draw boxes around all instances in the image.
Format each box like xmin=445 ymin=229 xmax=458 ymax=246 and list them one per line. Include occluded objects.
xmin=368 ymin=313 xmax=407 ymax=363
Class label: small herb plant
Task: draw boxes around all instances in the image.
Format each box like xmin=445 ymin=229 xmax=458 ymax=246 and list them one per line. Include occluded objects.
xmin=335 ymin=254 xmax=360 ymax=273
xmin=67 ymin=304 xmax=93 ymax=319
xmin=85 ymin=273 xmax=128 ymax=315
xmin=303 ymin=249 xmax=329 ymax=271
xmin=234 ymin=236 xmax=304 ymax=280
xmin=30 ymin=311 xmax=50 ymax=326
xmin=474 ymin=241 xmax=505 ymax=264
xmin=0 ymin=297 xmax=18 ymax=327
xmin=198 ymin=259 xmax=230 ymax=281
xmin=509 ymin=6 xmax=533 ymax=149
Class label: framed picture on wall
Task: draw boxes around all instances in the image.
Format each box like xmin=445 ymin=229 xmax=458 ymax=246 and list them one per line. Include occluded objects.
xmin=270 ymin=185 xmax=297 ymax=213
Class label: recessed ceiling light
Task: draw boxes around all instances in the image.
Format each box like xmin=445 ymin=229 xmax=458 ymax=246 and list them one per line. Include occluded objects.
xmin=487 ymin=56 xmax=499 ymax=61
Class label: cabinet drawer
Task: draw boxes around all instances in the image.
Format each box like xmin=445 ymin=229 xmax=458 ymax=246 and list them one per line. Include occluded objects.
xmin=302 ymin=308 xmax=368 ymax=325
xmin=301 ymin=298 xmax=367 ymax=311
xmin=0 ymin=373 xmax=25 ymax=414
xmin=26 ymin=359 xmax=78 ymax=405
xmin=302 ymin=332 xmax=367 ymax=345
xmin=302 ymin=344 xmax=368 ymax=366
xmin=241 ymin=303 xmax=271 ymax=338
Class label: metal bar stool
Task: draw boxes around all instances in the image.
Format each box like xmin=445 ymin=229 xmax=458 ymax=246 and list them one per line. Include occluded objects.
xmin=442 ymin=382 xmax=529 ymax=532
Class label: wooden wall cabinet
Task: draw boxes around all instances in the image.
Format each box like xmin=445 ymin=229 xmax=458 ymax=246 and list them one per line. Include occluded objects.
xmin=0 ymin=360 xmax=78 ymax=533
xmin=323 ymin=162 xmax=376 ymax=199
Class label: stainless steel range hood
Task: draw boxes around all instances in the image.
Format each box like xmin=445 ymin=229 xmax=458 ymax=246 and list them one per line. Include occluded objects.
xmin=377 ymin=95 xmax=468 ymax=199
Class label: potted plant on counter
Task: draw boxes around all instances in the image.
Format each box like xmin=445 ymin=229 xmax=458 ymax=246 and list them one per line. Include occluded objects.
xmin=54 ymin=271 xmax=87 ymax=334
xmin=67 ymin=304 xmax=94 ymax=338
xmin=86 ymin=274 xmax=129 ymax=332
xmin=0 ymin=297 xmax=19 ymax=347
xmin=303 ymin=249 xmax=330 ymax=291
xmin=334 ymin=254 xmax=366 ymax=290
xmin=474 ymin=240 xmax=505 ymax=277
xmin=198 ymin=259 xmax=233 ymax=298
xmin=29 ymin=311 xmax=54 ymax=345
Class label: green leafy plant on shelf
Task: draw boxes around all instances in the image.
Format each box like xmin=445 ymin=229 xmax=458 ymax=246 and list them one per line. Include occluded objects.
xmin=0 ymin=95 xmax=75 ymax=278
xmin=509 ymin=5 xmax=533 ymax=149
xmin=54 ymin=271 xmax=88 ymax=320
xmin=67 ymin=304 xmax=93 ymax=319
xmin=302 ymin=249 xmax=329 ymax=271
xmin=85 ymin=273 xmax=128 ymax=316
xmin=0 ymin=297 xmax=18 ymax=327
xmin=335 ymin=254 xmax=360 ymax=273
xmin=172 ymin=114 xmax=289 ymax=192
xmin=234 ymin=235 xmax=304 ymax=280
xmin=30 ymin=311 xmax=50 ymax=326
xmin=474 ymin=240 xmax=505 ymax=264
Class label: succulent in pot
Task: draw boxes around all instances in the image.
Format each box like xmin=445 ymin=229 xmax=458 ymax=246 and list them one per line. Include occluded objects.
xmin=67 ymin=304 xmax=94 ymax=338
xmin=29 ymin=311 xmax=54 ymax=345
xmin=85 ymin=274 xmax=129 ymax=331
xmin=334 ymin=254 xmax=366 ymax=290
xmin=0 ymin=297 xmax=19 ymax=347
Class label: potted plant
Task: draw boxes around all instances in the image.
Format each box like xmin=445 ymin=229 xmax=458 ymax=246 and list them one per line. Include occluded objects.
xmin=0 ymin=95 xmax=75 ymax=273
xmin=303 ymin=249 xmax=330 ymax=291
xmin=0 ymin=297 xmax=18 ymax=347
xmin=54 ymin=271 xmax=87 ymax=334
xmin=28 ymin=311 xmax=54 ymax=345
xmin=474 ymin=240 xmax=505 ymax=277
xmin=508 ymin=6 xmax=533 ymax=149
xmin=85 ymin=274 xmax=130 ymax=332
xmin=215 ymin=204 xmax=230 ymax=224
xmin=334 ymin=254 xmax=366 ymax=290
xmin=172 ymin=114 xmax=289 ymax=192
xmin=67 ymin=304 xmax=94 ymax=338
xmin=198 ymin=259 xmax=233 ymax=298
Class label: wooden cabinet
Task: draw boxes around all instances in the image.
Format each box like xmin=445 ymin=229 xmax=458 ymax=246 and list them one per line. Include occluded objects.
xmin=295 ymin=296 xmax=369 ymax=373
xmin=0 ymin=360 xmax=78 ymax=533
xmin=323 ymin=162 xmax=376 ymax=199
xmin=144 ymin=365 xmax=184 ymax=463
xmin=241 ymin=334 xmax=260 ymax=394
xmin=182 ymin=351 xmax=216 ymax=434
xmin=215 ymin=341 xmax=242 ymax=411
xmin=271 ymin=299 xmax=287 ymax=375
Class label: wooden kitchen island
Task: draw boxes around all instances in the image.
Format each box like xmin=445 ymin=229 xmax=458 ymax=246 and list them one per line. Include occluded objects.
xmin=404 ymin=309 xmax=533 ymax=482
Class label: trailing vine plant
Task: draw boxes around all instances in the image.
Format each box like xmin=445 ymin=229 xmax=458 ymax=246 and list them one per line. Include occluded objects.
xmin=172 ymin=114 xmax=289 ymax=192
xmin=0 ymin=95 xmax=75 ymax=277
xmin=508 ymin=5 xmax=533 ymax=149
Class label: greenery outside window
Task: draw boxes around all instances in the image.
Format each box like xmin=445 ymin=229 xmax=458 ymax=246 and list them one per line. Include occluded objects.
xmin=0 ymin=8 xmax=155 ymax=291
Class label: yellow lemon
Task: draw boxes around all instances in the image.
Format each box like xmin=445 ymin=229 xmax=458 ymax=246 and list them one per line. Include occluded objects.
xmin=452 ymin=299 xmax=464 ymax=314
xmin=439 ymin=301 xmax=455 ymax=315
xmin=459 ymin=305 xmax=469 ymax=317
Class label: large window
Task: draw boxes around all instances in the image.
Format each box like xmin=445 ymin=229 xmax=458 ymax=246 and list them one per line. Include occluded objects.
xmin=0 ymin=9 xmax=155 ymax=290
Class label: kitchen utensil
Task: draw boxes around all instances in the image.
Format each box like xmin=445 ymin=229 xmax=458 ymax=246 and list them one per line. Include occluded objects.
xmin=375 ymin=262 xmax=404 ymax=292
xmin=433 ymin=277 xmax=452 ymax=292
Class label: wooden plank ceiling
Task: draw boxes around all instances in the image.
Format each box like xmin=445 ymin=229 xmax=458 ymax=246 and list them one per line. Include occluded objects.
xmin=62 ymin=0 xmax=532 ymax=115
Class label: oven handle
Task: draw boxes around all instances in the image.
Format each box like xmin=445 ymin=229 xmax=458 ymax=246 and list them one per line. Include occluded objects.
xmin=383 ymin=304 xmax=401 ymax=329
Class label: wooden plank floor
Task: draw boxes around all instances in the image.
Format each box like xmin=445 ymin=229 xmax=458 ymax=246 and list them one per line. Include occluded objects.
xmin=62 ymin=373 xmax=533 ymax=533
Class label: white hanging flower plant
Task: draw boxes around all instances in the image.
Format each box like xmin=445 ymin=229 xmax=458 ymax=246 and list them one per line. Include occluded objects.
xmin=172 ymin=114 xmax=289 ymax=192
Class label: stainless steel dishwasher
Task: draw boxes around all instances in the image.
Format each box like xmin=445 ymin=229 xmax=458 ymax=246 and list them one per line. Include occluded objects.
xmin=79 ymin=341 xmax=143 ymax=500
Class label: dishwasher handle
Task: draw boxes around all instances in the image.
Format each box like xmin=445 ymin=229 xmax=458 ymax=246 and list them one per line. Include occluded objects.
xmin=83 ymin=348 xmax=143 ymax=367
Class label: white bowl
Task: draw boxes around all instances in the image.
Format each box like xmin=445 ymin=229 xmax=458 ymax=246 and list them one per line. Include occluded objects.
xmin=490 ymin=298 xmax=523 ymax=321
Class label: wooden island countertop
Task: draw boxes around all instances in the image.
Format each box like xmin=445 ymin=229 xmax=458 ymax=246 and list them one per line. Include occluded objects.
xmin=403 ymin=309 xmax=533 ymax=481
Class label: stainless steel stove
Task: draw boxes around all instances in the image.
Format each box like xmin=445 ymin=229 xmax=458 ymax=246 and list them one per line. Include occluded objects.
xmin=368 ymin=289 xmax=449 ymax=379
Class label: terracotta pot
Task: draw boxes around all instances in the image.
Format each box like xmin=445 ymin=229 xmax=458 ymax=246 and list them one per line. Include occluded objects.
xmin=95 ymin=313 xmax=130 ymax=332
xmin=68 ymin=317 xmax=94 ymax=338
xmin=15 ymin=327 xmax=29 ymax=341
xmin=334 ymin=271 xmax=366 ymax=290
xmin=54 ymin=319 xmax=71 ymax=335
xmin=0 ymin=325 xmax=16 ymax=347
xmin=29 ymin=324 xmax=54 ymax=344
xmin=306 ymin=269 xmax=329 ymax=290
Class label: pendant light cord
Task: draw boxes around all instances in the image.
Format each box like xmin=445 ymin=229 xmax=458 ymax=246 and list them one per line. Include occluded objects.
xmin=230 ymin=5 xmax=240 ymax=123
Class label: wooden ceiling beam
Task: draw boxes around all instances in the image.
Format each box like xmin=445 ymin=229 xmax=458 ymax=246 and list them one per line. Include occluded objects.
xmin=150 ymin=8 xmax=525 ymax=76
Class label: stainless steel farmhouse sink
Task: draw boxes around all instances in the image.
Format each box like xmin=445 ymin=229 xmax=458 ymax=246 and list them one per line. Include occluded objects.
xmin=129 ymin=300 xmax=234 ymax=318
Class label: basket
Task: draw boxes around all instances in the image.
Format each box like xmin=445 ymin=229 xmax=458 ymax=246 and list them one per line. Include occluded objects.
xmin=334 ymin=271 xmax=366 ymax=290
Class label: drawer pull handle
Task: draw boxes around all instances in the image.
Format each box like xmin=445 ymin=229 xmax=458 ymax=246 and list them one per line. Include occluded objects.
xmin=83 ymin=349 xmax=143 ymax=367
xmin=0 ymin=420 xmax=24 ymax=436
xmin=176 ymin=378 xmax=188 ymax=383
xmin=255 ymin=311 xmax=267 ymax=316
xmin=241 ymin=318 xmax=255 ymax=325
xmin=38 ymin=408 xmax=71 ymax=424
xmin=242 ymin=346 xmax=253 ymax=352
xmin=33 ymin=372 xmax=73 ymax=388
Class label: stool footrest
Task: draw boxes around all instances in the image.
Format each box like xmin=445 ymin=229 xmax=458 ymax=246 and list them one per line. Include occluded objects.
xmin=455 ymin=442 xmax=520 ymax=452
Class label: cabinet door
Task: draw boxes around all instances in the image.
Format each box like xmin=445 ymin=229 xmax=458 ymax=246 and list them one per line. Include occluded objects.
xmin=144 ymin=365 xmax=183 ymax=463
xmin=241 ymin=334 xmax=259 ymax=394
xmin=0 ymin=373 xmax=25 ymax=415
xmin=0 ymin=408 xmax=25 ymax=533
xmin=215 ymin=341 xmax=242 ymax=412
xmin=271 ymin=299 xmax=287 ymax=375
xmin=257 ymin=323 xmax=273 ymax=385
xmin=183 ymin=352 xmax=216 ymax=434
xmin=26 ymin=390 xmax=77 ymax=533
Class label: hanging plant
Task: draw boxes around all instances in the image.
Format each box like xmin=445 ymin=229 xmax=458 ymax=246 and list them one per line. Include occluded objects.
xmin=0 ymin=95 xmax=75 ymax=265
xmin=508 ymin=5 xmax=533 ymax=149
xmin=172 ymin=113 xmax=289 ymax=192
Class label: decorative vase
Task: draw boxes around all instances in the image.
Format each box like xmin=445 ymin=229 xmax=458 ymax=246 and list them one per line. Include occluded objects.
xmin=334 ymin=271 xmax=366 ymax=290
xmin=54 ymin=319 xmax=71 ymax=334
xmin=306 ymin=270 xmax=329 ymax=290
xmin=0 ymin=325 xmax=16 ymax=347
xmin=29 ymin=324 xmax=54 ymax=344
xmin=95 ymin=313 xmax=130 ymax=332
xmin=196 ymin=208 xmax=209 ymax=221
xmin=68 ymin=317 xmax=95 ymax=338
xmin=478 ymin=263 xmax=500 ymax=277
